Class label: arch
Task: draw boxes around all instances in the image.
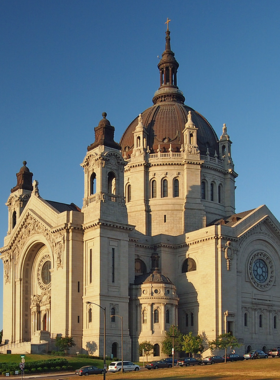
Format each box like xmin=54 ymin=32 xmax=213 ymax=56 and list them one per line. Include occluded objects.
xmin=90 ymin=172 xmax=96 ymax=195
xmin=222 ymin=145 xmax=226 ymax=156
xmin=111 ymin=307 xmax=116 ymax=322
xmin=274 ymin=315 xmax=277 ymax=329
xmin=173 ymin=178 xmax=179 ymax=197
xmin=112 ymin=342 xmax=118 ymax=358
xmin=218 ymin=184 xmax=222 ymax=203
xmin=190 ymin=133 xmax=193 ymax=145
xmin=154 ymin=309 xmax=159 ymax=323
xmin=153 ymin=343 xmax=160 ymax=356
xmin=247 ymin=345 xmax=252 ymax=353
xmin=126 ymin=184 xmax=131 ymax=202
xmin=244 ymin=312 xmax=247 ymax=327
xmin=43 ymin=313 xmax=47 ymax=331
xmin=88 ymin=308 xmax=92 ymax=323
xmin=259 ymin=314 xmax=263 ymax=328
xmin=151 ymin=179 xmax=157 ymax=198
xmin=12 ymin=210 xmax=17 ymax=228
xmin=166 ymin=309 xmax=170 ymax=324
xmin=182 ymin=258 xmax=197 ymax=273
xmin=142 ymin=309 xmax=147 ymax=324
xmin=201 ymin=181 xmax=206 ymax=200
xmin=162 ymin=178 xmax=168 ymax=198
xmin=135 ymin=259 xmax=147 ymax=276
xmin=137 ymin=136 xmax=141 ymax=147
xmin=263 ymin=346 xmax=267 ymax=353
xmin=108 ymin=171 xmax=116 ymax=195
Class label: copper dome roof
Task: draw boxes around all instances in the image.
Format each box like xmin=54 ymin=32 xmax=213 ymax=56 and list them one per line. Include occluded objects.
xmin=120 ymin=27 xmax=219 ymax=157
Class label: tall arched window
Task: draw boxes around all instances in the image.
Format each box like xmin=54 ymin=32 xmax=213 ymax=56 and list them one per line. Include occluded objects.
xmin=90 ymin=172 xmax=96 ymax=195
xmin=137 ymin=136 xmax=141 ymax=147
xmin=135 ymin=259 xmax=147 ymax=276
xmin=12 ymin=211 xmax=17 ymax=228
xmin=173 ymin=178 xmax=179 ymax=197
xmin=210 ymin=182 xmax=214 ymax=201
xmin=218 ymin=184 xmax=222 ymax=204
xmin=112 ymin=342 xmax=118 ymax=358
xmin=154 ymin=309 xmax=159 ymax=323
xmin=259 ymin=314 xmax=262 ymax=328
xmin=111 ymin=307 xmax=115 ymax=322
xmin=153 ymin=343 xmax=160 ymax=356
xmin=142 ymin=309 xmax=147 ymax=324
xmin=162 ymin=179 xmax=168 ymax=197
xmin=89 ymin=308 xmax=92 ymax=323
xmin=244 ymin=313 xmax=247 ymax=327
xmin=151 ymin=180 xmax=157 ymax=198
xmin=182 ymin=258 xmax=197 ymax=273
xmin=108 ymin=172 xmax=116 ymax=195
xmin=201 ymin=181 xmax=206 ymax=200
xmin=274 ymin=316 xmax=277 ymax=329
xmin=166 ymin=309 xmax=170 ymax=324
xmin=126 ymin=184 xmax=131 ymax=202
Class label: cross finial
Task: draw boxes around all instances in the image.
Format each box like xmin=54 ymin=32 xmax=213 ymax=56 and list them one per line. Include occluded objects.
xmin=165 ymin=18 xmax=171 ymax=31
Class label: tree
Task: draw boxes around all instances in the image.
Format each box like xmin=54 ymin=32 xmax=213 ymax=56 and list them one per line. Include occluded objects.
xmin=139 ymin=341 xmax=153 ymax=363
xmin=209 ymin=333 xmax=241 ymax=362
xmin=55 ymin=336 xmax=76 ymax=353
xmin=162 ymin=325 xmax=183 ymax=356
xmin=182 ymin=332 xmax=204 ymax=357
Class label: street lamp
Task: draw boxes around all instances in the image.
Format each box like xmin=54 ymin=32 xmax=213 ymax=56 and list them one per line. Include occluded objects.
xmin=86 ymin=301 xmax=106 ymax=380
xmin=110 ymin=314 xmax=123 ymax=372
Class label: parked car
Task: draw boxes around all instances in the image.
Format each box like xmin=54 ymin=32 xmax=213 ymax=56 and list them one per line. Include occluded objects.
xmin=75 ymin=366 xmax=106 ymax=376
xmin=243 ymin=350 xmax=268 ymax=359
xmin=268 ymin=348 xmax=280 ymax=357
xmin=163 ymin=358 xmax=177 ymax=365
xmin=223 ymin=354 xmax=244 ymax=362
xmin=145 ymin=360 xmax=172 ymax=369
xmin=202 ymin=355 xmax=224 ymax=364
xmin=177 ymin=357 xmax=202 ymax=366
xmin=108 ymin=361 xmax=139 ymax=372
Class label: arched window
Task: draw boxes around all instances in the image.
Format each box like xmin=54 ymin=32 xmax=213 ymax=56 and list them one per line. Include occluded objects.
xmin=247 ymin=345 xmax=252 ymax=353
xmin=90 ymin=172 xmax=96 ymax=195
xmin=182 ymin=258 xmax=197 ymax=273
xmin=108 ymin=172 xmax=116 ymax=195
xmin=153 ymin=343 xmax=160 ymax=356
xmin=135 ymin=259 xmax=147 ymax=276
xmin=126 ymin=184 xmax=131 ymax=202
xmin=137 ymin=136 xmax=141 ymax=147
xmin=210 ymin=182 xmax=214 ymax=201
xmin=259 ymin=314 xmax=262 ymax=328
xmin=111 ymin=307 xmax=115 ymax=322
xmin=89 ymin=308 xmax=92 ymax=323
xmin=154 ymin=309 xmax=159 ymax=323
xmin=151 ymin=180 xmax=157 ymax=198
xmin=244 ymin=313 xmax=247 ymax=327
xmin=162 ymin=179 xmax=168 ymax=197
xmin=222 ymin=145 xmax=226 ymax=156
xmin=274 ymin=315 xmax=277 ymax=329
xmin=43 ymin=314 xmax=47 ymax=331
xmin=201 ymin=181 xmax=206 ymax=200
xmin=218 ymin=184 xmax=222 ymax=203
xmin=12 ymin=211 xmax=16 ymax=228
xmin=173 ymin=178 xmax=179 ymax=197
xmin=166 ymin=309 xmax=170 ymax=324
xmin=186 ymin=313 xmax=189 ymax=327
xmin=190 ymin=133 xmax=193 ymax=145
xmin=112 ymin=342 xmax=118 ymax=358
xmin=142 ymin=309 xmax=147 ymax=324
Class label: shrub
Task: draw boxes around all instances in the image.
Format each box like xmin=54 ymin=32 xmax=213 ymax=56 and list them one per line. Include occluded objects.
xmin=43 ymin=367 xmax=48 ymax=371
xmin=62 ymin=366 xmax=67 ymax=370
xmin=31 ymin=368 xmax=37 ymax=372
xmin=37 ymin=367 xmax=42 ymax=372
xmin=24 ymin=369 xmax=29 ymax=374
xmin=56 ymin=366 xmax=61 ymax=371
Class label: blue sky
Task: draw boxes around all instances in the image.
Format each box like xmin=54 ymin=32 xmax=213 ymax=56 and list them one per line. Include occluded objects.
xmin=1 ymin=0 xmax=280 ymax=331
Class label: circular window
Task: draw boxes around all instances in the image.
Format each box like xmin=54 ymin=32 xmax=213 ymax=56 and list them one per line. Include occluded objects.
xmin=248 ymin=251 xmax=274 ymax=291
xmin=154 ymin=289 xmax=158 ymax=294
xmin=41 ymin=261 xmax=51 ymax=285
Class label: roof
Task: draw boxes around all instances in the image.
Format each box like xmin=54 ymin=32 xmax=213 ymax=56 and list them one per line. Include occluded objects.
xmin=134 ymin=268 xmax=173 ymax=285
xmin=209 ymin=209 xmax=255 ymax=227
xmin=45 ymin=200 xmax=81 ymax=213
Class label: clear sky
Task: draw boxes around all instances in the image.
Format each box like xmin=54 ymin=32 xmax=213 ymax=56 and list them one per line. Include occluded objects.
xmin=1 ymin=0 xmax=280 ymax=331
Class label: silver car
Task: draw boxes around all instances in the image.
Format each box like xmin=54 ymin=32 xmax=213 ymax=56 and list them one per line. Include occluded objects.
xmin=244 ymin=350 xmax=268 ymax=359
xmin=108 ymin=361 xmax=140 ymax=372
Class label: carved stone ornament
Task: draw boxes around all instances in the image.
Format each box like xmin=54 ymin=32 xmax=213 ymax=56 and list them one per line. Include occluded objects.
xmin=224 ymin=241 xmax=234 ymax=271
xmin=3 ymin=252 xmax=11 ymax=284
xmin=248 ymin=251 xmax=275 ymax=291
xmin=37 ymin=254 xmax=52 ymax=291
xmin=10 ymin=213 xmax=65 ymax=269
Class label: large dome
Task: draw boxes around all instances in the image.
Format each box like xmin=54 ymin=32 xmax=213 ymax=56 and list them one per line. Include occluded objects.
xmin=120 ymin=28 xmax=219 ymax=157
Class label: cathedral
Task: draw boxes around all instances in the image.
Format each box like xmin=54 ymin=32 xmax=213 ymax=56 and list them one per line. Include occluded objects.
xmin=1 ymin=26 xmax=280 ymax=360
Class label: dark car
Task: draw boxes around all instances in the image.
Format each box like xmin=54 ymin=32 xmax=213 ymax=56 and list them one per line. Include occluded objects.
xmin=268 ymin=348 xmax=280 ymax=357
xmin=244 ymin=350 xmax=268 ymax=360
xmin=178 ymin=357 xmax=202 ymax=366
xmin=163 ymin=358 xmax=177 ymax=365
xmin=145 ymin=360 xmax=172 ymax=369
xmin=202 ymin=355 xmax=224 ymax=364
xmin=75 ymin=366 xmax=106 ymax=376
xmin=223 ymin=354 xmax=244 ymax=362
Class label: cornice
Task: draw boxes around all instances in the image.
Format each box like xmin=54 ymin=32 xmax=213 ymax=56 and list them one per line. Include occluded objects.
xmin=83 ymin=220 xmax=134 ymax=232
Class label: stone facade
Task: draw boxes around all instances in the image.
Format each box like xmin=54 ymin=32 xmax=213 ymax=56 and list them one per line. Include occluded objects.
xmin=1 ymin=28 xmax=280 ymax=360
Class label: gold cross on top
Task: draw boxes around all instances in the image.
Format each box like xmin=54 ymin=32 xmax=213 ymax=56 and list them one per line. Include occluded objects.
xmin=165 ymin=18 xmax=171 ymax=31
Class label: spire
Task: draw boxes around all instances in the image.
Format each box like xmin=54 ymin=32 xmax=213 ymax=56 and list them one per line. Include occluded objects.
xmin=87 ymin=112 xmax=121 ymax=151
xmin=152 ymin=21 xmax=185 ymax=105
xmin=11 ymin=161 xmax=33 ymax=193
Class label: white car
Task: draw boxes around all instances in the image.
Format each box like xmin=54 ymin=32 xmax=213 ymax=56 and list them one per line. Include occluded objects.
xmin=108 ymin=361 xmax=140 ymax=372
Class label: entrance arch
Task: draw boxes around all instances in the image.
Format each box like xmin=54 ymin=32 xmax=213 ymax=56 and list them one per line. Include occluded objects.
xmin=112 ymin=342 xmax=118 ymax=358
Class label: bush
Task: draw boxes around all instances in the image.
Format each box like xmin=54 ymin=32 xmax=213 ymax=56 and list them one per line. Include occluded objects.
xmin=55 ymin=366 xmax=61 ymax=371
xmin=31 ymin=368 xmax=37 ymax=372
xmin=62 ymin=366 xmax=67 ymax=370
xmin=37 ymin=367 xmax=42 ymax=372
xmin=43 ymin=367 xmax=48 ymax=371
xmin=24 ymin=369 xmax=29 ymax=374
